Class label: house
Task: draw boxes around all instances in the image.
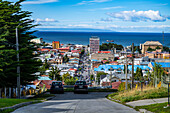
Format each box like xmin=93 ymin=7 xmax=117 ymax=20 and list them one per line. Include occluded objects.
xmin=90 ymin=51 xmax=114 ymax=61
xmin=58 ymin=47 xmax=70 ymax=53
xmin=141 ymin=41 xmax=163 ymax=54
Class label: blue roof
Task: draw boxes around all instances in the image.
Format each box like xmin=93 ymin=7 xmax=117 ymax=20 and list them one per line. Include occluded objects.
xmin=38 ymin=76 xmax=51 ymax=80
xmin=128 ymin=65 xmax=151 ymax=72
xmin=91 ymin=59 xmax=101 ymax=62
xmin=94 ymin=65 xmax=124 ymax=71
xmin=94 ymin=65 xmax=151 ymax=72
xmin=151 ymin=62 xmax=170 ymax=68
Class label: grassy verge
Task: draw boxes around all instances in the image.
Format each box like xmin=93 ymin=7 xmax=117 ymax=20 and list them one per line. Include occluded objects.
xmin=108 ymin=87 xmax=168 ymax=103
xmin=0 ymin=93 xmax=55 ymax=113
xmin=135 ymin=102 xmax=170 ymax=113
xmin=0 ymin=98 xmax=32 ymax=108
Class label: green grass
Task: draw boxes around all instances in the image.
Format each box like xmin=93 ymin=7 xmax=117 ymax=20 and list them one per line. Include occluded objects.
xmin=0 ymin=98 xmax=32 ymax=108
xmin=0 ymin=109 xmax=14 ymax=113
xmin=135 ymin=102 xmax=170 ymax=113
xmin=108 ymin=87 xmax=168 ymax=103
xmin=0 ymin=93 xmax=55 ymax=113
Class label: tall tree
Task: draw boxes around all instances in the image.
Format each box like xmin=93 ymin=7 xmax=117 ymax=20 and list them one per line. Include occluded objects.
xmin=0 ymin=0 xmax=42 ymax=87
xmin=49 ymin=67 xmax=61 ymax=80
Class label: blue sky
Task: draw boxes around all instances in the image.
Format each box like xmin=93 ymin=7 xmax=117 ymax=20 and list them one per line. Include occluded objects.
xmin=10 ymin=0 xmax=170 ymax=32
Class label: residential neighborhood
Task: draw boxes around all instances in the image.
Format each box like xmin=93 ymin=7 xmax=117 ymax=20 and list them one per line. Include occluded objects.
xmin=1 ymin=0 xmax=170 ymax=113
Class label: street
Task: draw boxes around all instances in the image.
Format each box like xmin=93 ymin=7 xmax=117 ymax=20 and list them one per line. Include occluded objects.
xmin=12 ymin=92 xmax=138 ymax=113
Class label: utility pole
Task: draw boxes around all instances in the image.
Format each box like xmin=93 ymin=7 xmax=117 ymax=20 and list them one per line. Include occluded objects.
xmin=131 ymin=43 xmax=134 ymax=89
xmin=162 ymin=31 xmax=164 ymax=45
xmin=125 ymin=49 xmax=128 ymax=90
xmin=16 ymin=26 xmax=20 ymax=99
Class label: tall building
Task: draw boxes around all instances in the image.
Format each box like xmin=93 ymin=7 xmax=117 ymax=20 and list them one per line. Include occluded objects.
xmin=89 ymin=36 xmax=100 ymax=54
xmin=52 ymin=41 xmax=60 ymax=49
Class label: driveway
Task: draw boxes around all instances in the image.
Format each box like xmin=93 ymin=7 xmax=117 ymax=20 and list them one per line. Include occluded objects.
xmin=12 ymin=92 xmax=138 ymax=113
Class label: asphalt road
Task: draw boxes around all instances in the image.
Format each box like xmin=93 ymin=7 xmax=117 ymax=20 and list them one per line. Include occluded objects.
xmin=12 ymin=92 xmax=138 ymax=113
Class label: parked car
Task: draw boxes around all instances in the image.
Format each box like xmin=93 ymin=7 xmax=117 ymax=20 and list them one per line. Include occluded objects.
xmin=74 ymin=80 xmax=88 ymax=94
xmin=50 ymin=81 xmax=64 ymax=94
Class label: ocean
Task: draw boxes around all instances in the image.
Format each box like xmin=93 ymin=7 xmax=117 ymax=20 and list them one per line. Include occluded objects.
xmin=33 ymin=31 xmax=170 ymax=47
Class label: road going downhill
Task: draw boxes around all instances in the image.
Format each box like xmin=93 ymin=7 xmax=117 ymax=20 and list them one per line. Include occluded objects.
xmin=12 ymin=92 xmax=138 ymax=113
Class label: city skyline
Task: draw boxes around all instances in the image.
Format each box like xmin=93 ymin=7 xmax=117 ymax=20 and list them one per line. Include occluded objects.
xmin=9 ymin=0 xmax=170 ymax=32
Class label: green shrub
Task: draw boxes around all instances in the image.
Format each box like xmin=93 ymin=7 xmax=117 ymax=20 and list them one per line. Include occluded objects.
xmin=64 ymin=78 xmax=76 ymax=85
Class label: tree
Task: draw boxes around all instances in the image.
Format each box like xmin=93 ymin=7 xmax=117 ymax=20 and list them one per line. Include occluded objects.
xmin=152 ymin=62 xmax=165 ymax=87
xmin=63 ymin=54 xmax=69 ymax=63
xmin=49 ymin=66 xmax=61 ymax=80
xmin=97 ymin=72 xmax=107 ymax=85
xmin=100 ymin=43 xmax=123 ymax=51
xmin=156 ymin=46 xmax=161 ymax=49
xmin=147 ymin=47 xmax=155 ymax=52
xmin=62 ymin=72 xmax=72 ymax=82
xmin=90 ymin=75 xmax=94 ymax=81
xmin=0 ymin=0 xmax=42 ymax=87
xmin=44 ymin=59 xmax=50 ymax=70
xmin=134 ymin=67 xmax=143 ymax=81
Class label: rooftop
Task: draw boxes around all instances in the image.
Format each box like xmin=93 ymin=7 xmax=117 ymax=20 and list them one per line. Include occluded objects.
xmin=143 ymin=41 xmax=162 ymax=46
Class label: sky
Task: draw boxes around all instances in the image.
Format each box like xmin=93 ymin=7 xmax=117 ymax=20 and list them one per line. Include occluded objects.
xmin=9 ymin=0 xmax=170 ymax=32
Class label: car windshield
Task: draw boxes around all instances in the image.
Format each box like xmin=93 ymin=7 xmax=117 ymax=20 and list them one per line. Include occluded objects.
xmin=52 ymin=82 xmax=62 ymax=86
xmin=75 ymin=81 xmax=86 ymax=85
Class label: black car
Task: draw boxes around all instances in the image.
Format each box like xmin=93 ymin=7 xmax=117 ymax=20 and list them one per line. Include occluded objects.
xmin=74 ymin=81 xmax=88 ymax=94
xmin=50 ymin=81 xmax=64 ymax=94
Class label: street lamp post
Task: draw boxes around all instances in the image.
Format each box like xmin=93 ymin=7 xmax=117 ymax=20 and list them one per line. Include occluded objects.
xmin=16 ymin=24 xmax=21 ymax=99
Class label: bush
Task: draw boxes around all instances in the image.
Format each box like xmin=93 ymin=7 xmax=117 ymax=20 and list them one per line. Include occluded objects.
xmin=108 ymin=87 xmax=168 ymax=103
xmin=64 ymin=78 xmax=76 ymax=85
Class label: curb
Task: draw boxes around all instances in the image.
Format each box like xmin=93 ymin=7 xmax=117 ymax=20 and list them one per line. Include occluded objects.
xmin=0 ymin=95 xmax=56 ymax=112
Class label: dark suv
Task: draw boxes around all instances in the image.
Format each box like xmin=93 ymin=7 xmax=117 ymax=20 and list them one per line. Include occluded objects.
xmin=50 ymin=81 xmax=64 ymax=94
xmin=74 ymin=81 xmax=88 ymax=94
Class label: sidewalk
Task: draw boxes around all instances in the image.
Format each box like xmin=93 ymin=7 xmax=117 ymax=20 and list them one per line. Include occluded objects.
xmin=126 ymin=97 xmax=168 ymax=107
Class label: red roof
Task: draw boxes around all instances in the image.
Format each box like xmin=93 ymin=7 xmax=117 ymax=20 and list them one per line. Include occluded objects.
xmin=58 ymin=47 xmax=69 ymax=50
xmin=98 ymin=51 xmax=111 ymax=54
xmin=52 ymin=41 xmax=60 ymax=43
xmin=39 ymin=80 xmax=55 ymax=89
xmin=41 ymin=49 xmax=50 ymax=51
xmin=111 ymin=81 xmax=121 ymax=89
xmin=127 ymin=55 xmax=132 ymax=57
xmin=69 ymin=68 xmax=77 ymax=71
xmin=110 ymin=61 xmax=118 ymax=64
xmin=71 ymin=50 xmax=80 ymax=53
xmin=60 ymin=53 xmax=65 ymax=55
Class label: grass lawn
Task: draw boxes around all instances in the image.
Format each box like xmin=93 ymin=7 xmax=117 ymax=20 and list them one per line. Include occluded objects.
xmin=0 ymin=98 xmax=32 ymax=108
xmin=0 ymin=94 xmax=54 ymax=109
xmin=108 ymin=87 xmax=168 ymax=103
xmin=135 ymin=102 xmax=170 ymax=113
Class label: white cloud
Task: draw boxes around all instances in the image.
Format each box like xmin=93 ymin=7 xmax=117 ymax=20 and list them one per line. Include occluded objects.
xmin=22 ymin=0 xmax=58 ymax=4
xmin=107 ymin=10 xmax=169 ymax=22
xmin=77 ymin=0 xmax=111 ymax=5
xmin=101 ymin=18 xmax=113 ymax=22
xmin=101 ymin=6 xmax=123 ymax=10
xmin=36 ymin=18 xmax=58 ymax=22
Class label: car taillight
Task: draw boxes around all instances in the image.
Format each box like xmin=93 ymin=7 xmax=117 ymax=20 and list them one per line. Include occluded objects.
xmin=84 ymin=85 xmax=88 ymax=87
xmin=74 ymin=85 xmax=78 ymax=87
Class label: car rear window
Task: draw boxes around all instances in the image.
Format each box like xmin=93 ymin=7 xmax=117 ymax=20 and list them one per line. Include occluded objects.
xmin=52 ymin=82 xmax=62 ymax=86
xmin=75 ymin=81 xmax=86 ymax=85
